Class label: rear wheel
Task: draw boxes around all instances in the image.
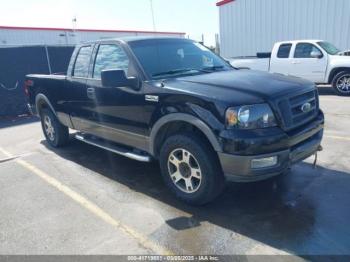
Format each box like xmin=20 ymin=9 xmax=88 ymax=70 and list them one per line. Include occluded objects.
xmin=332 ymin=71 xmax=350 ymax=96
xmin=40 ymin=108 xmax=69 ymax=147
xmin=159 ymin=132 xmax=225 ymax=205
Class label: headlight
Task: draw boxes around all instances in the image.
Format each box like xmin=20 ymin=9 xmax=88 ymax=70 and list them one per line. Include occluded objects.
xmin=226 ymin=104 xmax=277 ymax=129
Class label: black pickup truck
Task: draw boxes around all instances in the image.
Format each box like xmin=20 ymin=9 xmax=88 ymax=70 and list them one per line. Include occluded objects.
xmin=25 ymin=37 xmax=324 ymax=205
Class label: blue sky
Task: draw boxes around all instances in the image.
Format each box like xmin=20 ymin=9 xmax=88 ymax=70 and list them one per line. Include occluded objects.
xmin=0 ymin=0 xmax=219 ymax=46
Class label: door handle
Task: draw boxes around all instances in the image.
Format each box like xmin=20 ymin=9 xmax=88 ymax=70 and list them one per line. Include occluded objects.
xmin=291 ymin=61 xmax=300 ymax=64
xmin=87 ymin=87 xmax=96 ymax=99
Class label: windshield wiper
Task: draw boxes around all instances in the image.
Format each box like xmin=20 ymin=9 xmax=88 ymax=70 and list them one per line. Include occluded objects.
xmin=152 ymin=68 xmax=210 ymax=77
xmin=201 ymin=65 xmax=225 ymax=71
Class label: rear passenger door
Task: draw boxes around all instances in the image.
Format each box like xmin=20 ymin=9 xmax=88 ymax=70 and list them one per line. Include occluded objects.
xmin=270 ymin=43 xmax=293 ymax=75
xmin=288 ymin=43 xmax=327 ymax=82
xmin=65 ymin=45 xmax=95 ymax=132
xmin=85 ymin=43 xmax=148 ymax=151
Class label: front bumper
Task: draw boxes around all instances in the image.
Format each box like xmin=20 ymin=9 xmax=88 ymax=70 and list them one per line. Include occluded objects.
xmin=218 ymin=111 xmax=324 ymax=182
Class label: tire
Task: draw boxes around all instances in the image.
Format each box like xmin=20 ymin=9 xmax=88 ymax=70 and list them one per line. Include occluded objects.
xmin=159 ymin=132 xmax=225 ymax=205
xmin=40 ymin=108 xmax=69 ymax=147
xmin=332 ymin=71 xmax=350 ymax=96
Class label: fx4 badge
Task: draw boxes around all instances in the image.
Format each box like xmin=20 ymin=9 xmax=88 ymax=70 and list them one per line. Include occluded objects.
xmin=145 ymin=95 xmax=159 ymax=102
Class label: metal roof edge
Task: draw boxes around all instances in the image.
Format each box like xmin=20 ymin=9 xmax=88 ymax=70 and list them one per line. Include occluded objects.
xmin=0 ymin=26 xmax=186 ymax=35
xmin=216 ymin=0 xmax=235 ymax=7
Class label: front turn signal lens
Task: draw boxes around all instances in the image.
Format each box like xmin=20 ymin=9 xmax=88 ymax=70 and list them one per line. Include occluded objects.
xmin=226 ymin=109 xmax=238 ymax=126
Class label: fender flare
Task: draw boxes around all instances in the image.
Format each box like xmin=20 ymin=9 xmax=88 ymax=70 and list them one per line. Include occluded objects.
xmin=149 ymin=113 xmax=222 ymax=156
xmin=328 ymin=67 xmax=350 ymax=83
xmin=35 ymin=93 xmax=57 ymax=117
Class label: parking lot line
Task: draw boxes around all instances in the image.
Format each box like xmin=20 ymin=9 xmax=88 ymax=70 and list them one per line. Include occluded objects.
xmin=325 ymin=135 xmax=350 ymax=142
xmin=0 ymin=147 xmax=174 ymax=255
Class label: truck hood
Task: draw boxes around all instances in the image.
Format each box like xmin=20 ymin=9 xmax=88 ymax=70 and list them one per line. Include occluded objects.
xmin=162 ymin=70 xmax=315 ymax=105
xmin=329 ymin=54 xmax=350 ymax=65
xmin=338 ymin=50 xmax=350 ymax=56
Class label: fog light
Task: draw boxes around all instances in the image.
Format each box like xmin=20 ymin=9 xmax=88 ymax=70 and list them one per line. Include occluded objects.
xmin=251 ymin=156 xmax=278 ymax=169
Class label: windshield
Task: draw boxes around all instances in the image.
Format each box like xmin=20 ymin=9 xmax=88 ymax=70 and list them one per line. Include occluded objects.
xmin=317 ymin=41 xmax=341 ymax=55
xmin=128 ymin=39 xmax=232 ymax=79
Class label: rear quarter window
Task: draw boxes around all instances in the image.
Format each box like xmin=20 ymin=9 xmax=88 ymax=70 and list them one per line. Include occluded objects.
xmin=277 ymin=44 xmax=292 ymax=58
xmin=73 ymin=46 xmax=92 ymax=77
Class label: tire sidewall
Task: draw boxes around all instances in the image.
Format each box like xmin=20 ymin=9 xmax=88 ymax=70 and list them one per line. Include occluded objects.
xmin=332 ymin=71 xmax=350 ymax=96
xmin=159 ymin=133 xmax=224 ymax=205
xmin=40 ymin=109 xmax=60 ymax=147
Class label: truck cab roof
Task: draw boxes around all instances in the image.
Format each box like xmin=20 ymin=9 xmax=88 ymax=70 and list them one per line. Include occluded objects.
xmin=82 ymin=36 xmax=189 ymax=45
xmin=275 ymin=39 xmax=323 ymax=45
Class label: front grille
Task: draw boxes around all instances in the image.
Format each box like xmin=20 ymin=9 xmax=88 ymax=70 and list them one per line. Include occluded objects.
xmin=276 ymin=90 xmax=319 ymax=131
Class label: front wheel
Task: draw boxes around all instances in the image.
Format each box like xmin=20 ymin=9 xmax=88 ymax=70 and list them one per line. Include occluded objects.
xmin=159 ymin=133 xmax=225 ymax=205
xmin=332 ymin=71 xmax=350 ymax=96
xmin=40 ymin=108 xmax=69 ymax=147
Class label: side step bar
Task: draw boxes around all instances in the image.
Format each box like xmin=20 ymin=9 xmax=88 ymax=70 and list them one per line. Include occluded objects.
xmin=74 ymin=133 xmax=152 ymax=162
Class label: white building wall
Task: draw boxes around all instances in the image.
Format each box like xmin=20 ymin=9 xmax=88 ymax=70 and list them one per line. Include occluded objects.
xmin=0 ymin=28 xmax=185 ymax=46
xmin=219 ymin=0 xmax=350 ymax=58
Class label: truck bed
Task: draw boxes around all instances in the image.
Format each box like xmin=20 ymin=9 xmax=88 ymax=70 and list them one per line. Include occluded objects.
xmin=230 ymin=57 xmax=270 ymax=71
xmin=26 ymin=74 xmax=67 ymax=114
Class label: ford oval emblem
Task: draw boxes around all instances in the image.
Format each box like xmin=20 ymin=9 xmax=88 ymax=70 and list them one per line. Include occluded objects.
xmin=301 ymin=102 xmax=311 ymax=113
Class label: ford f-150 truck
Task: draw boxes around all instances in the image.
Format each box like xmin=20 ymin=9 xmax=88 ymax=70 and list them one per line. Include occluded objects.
xmin=230 ymin=40 xmax=350 ymax=96
xmin=25 ymin=37 xmax=324 ymax=205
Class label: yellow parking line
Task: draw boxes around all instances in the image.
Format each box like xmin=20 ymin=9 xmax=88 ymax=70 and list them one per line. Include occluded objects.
xmin=0 ymin=147 xmax=173 ymax=255
xmin=325 ymin=135 xmax=350 ymax=142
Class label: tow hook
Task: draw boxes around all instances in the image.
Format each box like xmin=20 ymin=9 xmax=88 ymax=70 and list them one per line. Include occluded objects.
xmin=313 ymin=145 xmax=323 ymax=169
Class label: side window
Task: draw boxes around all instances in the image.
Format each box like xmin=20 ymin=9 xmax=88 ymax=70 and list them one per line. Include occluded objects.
xmin=294 ymin=43 xmax=320 ymax=58
xmin=73 ymin=46 xmax=92 ymax=77
xmin=277 ymin=44 xmax=292 ymax=58
xmin=93 ymin=44 xmax=130 ymax=79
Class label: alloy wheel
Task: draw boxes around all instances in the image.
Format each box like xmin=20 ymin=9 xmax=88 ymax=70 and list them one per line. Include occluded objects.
xmin=167 ymin=148 xmax=202 ymax=193
xmin=336 ymin=74 xmax=350 ymax=94
xmin=44 ymin=115 xmax=55 ymax=141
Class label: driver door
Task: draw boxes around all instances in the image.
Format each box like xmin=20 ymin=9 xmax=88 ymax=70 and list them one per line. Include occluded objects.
xmin=288 ymin=43 xmax=327 ymax=82
xmin=85 ymin=43 xmax=148 ymax=150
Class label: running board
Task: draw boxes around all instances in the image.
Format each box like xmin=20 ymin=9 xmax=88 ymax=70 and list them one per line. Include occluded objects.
xmin=74 ymin=133 xmax=152 ymax=162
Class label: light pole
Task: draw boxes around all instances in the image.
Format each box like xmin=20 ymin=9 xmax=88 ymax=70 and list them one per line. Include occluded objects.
xmin=149 ymin=0 xmax=156 ymax=32
xmin=71 ymin=16 xmax=78 ymax=44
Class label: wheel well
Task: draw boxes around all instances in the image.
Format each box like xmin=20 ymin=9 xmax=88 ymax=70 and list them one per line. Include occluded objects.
xmin=329 ymin=67 xmax=350 ymax=83
xmin=153 ymin=121 xmax=215 ymax=159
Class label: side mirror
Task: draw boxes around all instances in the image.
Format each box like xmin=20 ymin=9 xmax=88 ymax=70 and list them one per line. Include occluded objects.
xmin=310 ymin=51 xmax=323 ymax=59
xmin=101 ymin=69 xmax=139 ymax=89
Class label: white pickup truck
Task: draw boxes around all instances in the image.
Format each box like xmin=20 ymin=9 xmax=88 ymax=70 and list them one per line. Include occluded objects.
xmin=230 ymin=40 xmax=350 ymax=95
